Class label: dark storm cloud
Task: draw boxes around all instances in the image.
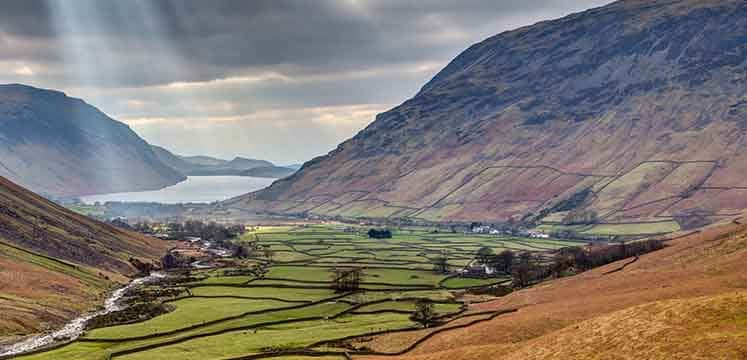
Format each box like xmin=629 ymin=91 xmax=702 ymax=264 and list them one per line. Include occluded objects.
xmin=0 ymin=0 xmax=610 ymax=163
xmin=0 ymin=0 xmax=610 ymax=86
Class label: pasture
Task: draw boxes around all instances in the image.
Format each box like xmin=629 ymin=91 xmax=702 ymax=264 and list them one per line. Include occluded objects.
xmin=17 ymin=225 xmax=583 ymax=360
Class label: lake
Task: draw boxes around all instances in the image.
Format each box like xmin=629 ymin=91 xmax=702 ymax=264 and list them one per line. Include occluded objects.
xmin=81 ymin=176 xmax=276 ymax=204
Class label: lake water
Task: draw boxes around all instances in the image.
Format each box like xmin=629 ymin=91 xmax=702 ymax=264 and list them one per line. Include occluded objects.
xmin=81 ymin=176 xmax=275 ymax=204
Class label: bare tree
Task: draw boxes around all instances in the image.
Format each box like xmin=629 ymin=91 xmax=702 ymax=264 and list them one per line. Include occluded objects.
xmin=411 ymin=299 xmax=436 ymax=328
xmin=331 ymin=267 xmax=364 ymax=292
xmin=511 ymin=252 xmax=535 ymax=287
xmin=261 ymin=245 xmax=274 ymax=262
xmin=433 ymin=256 xmax=449 ymax=274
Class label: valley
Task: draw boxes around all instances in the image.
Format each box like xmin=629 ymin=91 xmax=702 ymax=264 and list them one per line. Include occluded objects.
xmin=1 ymin=0 xmax=747 ymax=359
xmin=9 ymin=225 xmax=586 ymax=360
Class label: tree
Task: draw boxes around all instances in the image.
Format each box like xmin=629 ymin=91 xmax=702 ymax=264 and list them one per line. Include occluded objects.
xmin=161 ymin=253 xmax=179 ymax=270
xmin=331 ymin=267 xmax=364 ymax=292
xmin=232 ymin=245 xmax=250 ymax=259
xmin=367 ymin=228 xmax=392 ymax=239
xmin=497 ymin=250 xmax=515 ymax=273
xmin=261 ymin=245 xmax=274 ymax=262
xmin=511 ymin=252 xmax=534 ymax=287
xmin=476 ymin=246 xmax=494 ymax=265
xmin=432 ymin=255 xmax=449 ymax=274
xmin=251 ymin=263 xmax=269 ymax=279
xmin=411 ymin=299 xmax=436 ymax=328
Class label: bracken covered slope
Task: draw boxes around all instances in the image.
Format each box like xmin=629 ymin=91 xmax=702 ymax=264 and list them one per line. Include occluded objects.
xmin=358 ymin=220 xmax=747 ymax=360
xmin=0 ymin=176 xmax=169 ymax=340
xmin=227 ymin=0 xmax=747 ymax=228
xmin=0 ymin=84 xmax=185 ymax=197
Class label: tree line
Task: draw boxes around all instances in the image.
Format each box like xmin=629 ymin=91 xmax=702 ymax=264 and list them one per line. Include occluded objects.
xmin=435 ymin=239 xmax=665 ymax=288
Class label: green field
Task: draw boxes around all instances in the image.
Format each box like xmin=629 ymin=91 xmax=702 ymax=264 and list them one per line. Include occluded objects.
xmin=17 ymin=225 xmax=583 ymax=360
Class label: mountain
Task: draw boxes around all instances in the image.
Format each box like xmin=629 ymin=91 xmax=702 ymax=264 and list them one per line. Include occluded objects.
xmin=151 ymin=145 xmax=294 ymax=178
xmin=241 ymin=166 xmax=297 ymax=179
xmin=283 ymin=164 xmax=304 ymax=171
xmin=360 ymin=220 xmax=747 ymax=360
xmin=0 ymin=175 xmax=168 ymax=339
xmin=227 ymin=157 xmax=274 ymax=170
xmin=0 ymin=84 xmax=185 ymax=197
xmin=226 ymin=0 xmax=747 ymax=232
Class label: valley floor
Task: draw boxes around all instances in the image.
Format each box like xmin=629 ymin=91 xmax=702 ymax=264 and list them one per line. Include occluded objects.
xmin=12 ymin=222 xmax=747 ymax=360
xmin=11 ymin=226 xmax=580 ymax=360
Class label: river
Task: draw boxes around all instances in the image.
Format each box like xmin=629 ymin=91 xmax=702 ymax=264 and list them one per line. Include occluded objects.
xmin=0 ymin=273 xmax=166 ymax=357
xmin=81 ymin=176 xmax=276 ymax=204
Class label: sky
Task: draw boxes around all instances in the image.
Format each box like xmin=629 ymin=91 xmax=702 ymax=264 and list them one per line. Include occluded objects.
xmin=0 ymin=0 xmax=610 ymax=164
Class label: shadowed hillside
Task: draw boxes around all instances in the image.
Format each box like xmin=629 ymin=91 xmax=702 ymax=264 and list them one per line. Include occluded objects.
xmin=226 ymin=0 xmax=747 ymax=232
xmin=0 ymin=84 xmax=185 ymax=197
xmin=0 ymin=176 xmax=169 ymax=340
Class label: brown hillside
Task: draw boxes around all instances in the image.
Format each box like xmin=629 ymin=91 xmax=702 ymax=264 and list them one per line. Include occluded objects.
xmin=226 ymin=0 xmax=747 ymax=230
xmin=0 ymin=176 xmax=169 ymax=341
xmin=357 ymin=221 xmax=747 ymax=360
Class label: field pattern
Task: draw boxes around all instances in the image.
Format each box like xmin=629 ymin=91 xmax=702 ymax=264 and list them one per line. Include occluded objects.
xmin=15 ymin=226 xmax=584 ymax=360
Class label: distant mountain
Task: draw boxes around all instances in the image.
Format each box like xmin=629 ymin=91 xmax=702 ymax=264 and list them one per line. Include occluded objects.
xmin=242 ymin=165 xmax=296 ymax=179
xmin=283 ymin=164 xmax=304 ymax=171
xmin=151 ymin=145 xmax=294 ymax=178
xmin=226 ymin=0 xmax=747 ymax=230
xmin=0 ymin=84 xmax=185 ymax=197
xmin=227 ymin=157 xmax=274 ymax=170
xmin=0 ymin=175 xmax=168 ymax=338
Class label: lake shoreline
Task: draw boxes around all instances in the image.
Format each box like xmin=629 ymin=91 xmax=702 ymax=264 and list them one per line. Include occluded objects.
xmin=81 ymin=176 xmax=276 ymax=205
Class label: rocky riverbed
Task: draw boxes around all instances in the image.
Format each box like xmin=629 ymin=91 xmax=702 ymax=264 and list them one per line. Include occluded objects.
xmin=0 ymin=272 xmax=166 ymax=357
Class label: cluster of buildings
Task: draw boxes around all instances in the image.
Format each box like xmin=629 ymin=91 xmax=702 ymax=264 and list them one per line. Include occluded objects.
xmin=470 ymin=225 xmax=550 ymax=239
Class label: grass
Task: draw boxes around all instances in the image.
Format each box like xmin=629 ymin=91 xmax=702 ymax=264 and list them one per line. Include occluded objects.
xmin=189 ymin=286 xmax=335 ymax=301
xmin=442 ymin=277 xmax=510 ymax=289
xmin=0 ymin=241 xmax=108 ymax=289
xmin=118 ymin=314 xmax=416 ymax=360
xmin=18 ymin=224 xmax=581 ymax=360
xmin=580 ymin=222 xmax=681 ymax=235
xmin=85 ymin=297 xmax=290 ymax=339
xmin=193 ymin=275 xmax=253 ymax=285
xmin=353 ymin=300 xmax=462 ymax=315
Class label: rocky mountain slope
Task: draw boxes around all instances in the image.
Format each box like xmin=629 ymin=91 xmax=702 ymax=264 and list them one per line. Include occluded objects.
xmin=151 ymin=145 xmax=296 ymax=178
xmin=0 ymin=84 xmax=185 ymax=197
xmin=0 ymin=175 xmax=169 ymax=340
xmin=226 ymin=0 xmax=747 ymax=233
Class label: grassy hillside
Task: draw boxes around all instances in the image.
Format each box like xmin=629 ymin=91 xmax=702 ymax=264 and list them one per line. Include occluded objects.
xmin=11 ymin=225 xmax=578 ymax=360
xmin=356 ymin=220 xmax=747 ymax=360
xmin=0 ymin=176 xmax=169 ymax=340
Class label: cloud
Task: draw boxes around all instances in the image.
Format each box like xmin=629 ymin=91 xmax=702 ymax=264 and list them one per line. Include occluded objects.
xmin=0 ymin=0 xmax=611 ymax=163
xmin=13 ymin=66 xmax=34 ymax=76
xmin=125 ymin=104 xmax=392 ymax=164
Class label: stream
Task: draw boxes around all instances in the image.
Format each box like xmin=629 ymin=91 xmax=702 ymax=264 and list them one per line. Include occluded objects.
xmin=0 ymin=272 xmax=166 ymax=357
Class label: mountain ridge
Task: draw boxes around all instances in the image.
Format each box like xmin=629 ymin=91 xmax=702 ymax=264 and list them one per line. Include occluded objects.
xmin=225 ymin=0 xmax=747 ymax=232
xmin=151 ymin=145 xmax=296 ymax=179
